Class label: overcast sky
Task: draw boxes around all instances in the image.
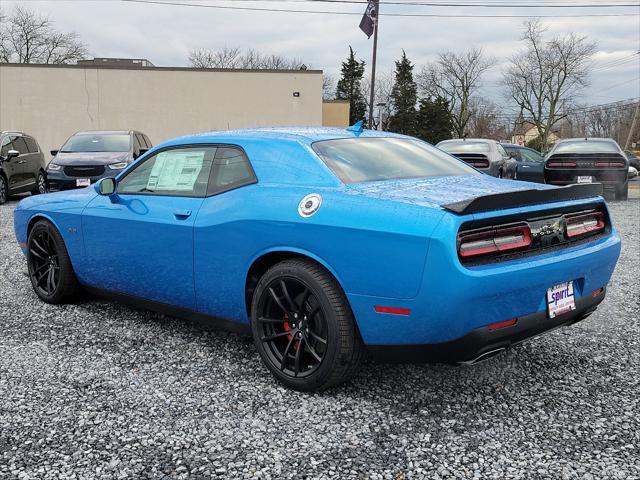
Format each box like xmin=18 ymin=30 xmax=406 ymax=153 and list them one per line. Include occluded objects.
xmin=4 ymin=0 xmax=640 ymax=112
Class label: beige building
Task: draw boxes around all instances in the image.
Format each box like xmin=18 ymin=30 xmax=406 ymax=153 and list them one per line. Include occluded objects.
xmin=322 ymin=100 xmax=350 ymax=127
xmin=0 ymin=63 xmax=323 ymax=159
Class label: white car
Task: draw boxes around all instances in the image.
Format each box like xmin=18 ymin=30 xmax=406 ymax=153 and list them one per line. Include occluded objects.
xmin=629 ymin=166 xmax=638 ymax=179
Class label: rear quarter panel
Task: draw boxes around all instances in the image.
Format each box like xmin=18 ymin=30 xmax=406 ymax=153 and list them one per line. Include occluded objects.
xmin=193 ymin=184 xmax=445 ymax=322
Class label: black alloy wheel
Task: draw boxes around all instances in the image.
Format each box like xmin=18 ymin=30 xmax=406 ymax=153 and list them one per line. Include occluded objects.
xmin=0 ymin=175 xmax=7 ymax=204
xmin=35 ymin=172 xmax=47 ymax=194
xmin=251 ymin=259 xmax=363 ymax=391
xmin=27 ymin=220 xmax=79 ymax=303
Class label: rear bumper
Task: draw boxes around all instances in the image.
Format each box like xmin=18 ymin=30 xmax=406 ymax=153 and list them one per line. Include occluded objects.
xmin=544 ymin=169 xmax=627 ymax=187
xmin=367 ymin=288 xmax=604 ymax=363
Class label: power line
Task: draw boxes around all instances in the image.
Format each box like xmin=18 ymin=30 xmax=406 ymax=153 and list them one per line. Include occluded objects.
xmin=121 ymin=0 xmax=640 ymax=16
xmin=177 ymin=0 xmax=640 ymax=6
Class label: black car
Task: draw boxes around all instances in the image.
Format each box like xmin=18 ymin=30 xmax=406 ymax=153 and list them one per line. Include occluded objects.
xmin=0 ymin=131 xmax=47 ymax=205
xmin=47 ymin=130 xmax=152 ymax=191
xmin=502 ymin=144 xmax=545 ymax=183
xmin=544 ymin=138 xmax=629 ymax=200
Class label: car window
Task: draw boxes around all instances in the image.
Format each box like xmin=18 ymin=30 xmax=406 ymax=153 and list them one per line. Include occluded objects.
xmin=496 ymin=143 xmax=508 ymax=158
xmin=1 ymin=137 xmax=13 ymax=156
xmin=133 ymin=134 xmax=142 ymax=154
xmin=118 ymin=147 xmax=216 ymax=197
xmin=24 ymin=136 xmax=39 ymax=153
xmin=135 ymin=134 xmax=146 ymax=151
xmin=521 ymin=148 xmax=543 ymax=163
xmin=552 ymin=140 xmax=619 ymax=154
xmin=438 ymin=141 xmax=490 ymax=154
xmin=61 ymin=134 xmax=131 ymax=153
xmin=208 ymin=147 xmax=257 ymax=195
xmin=314 ymin=137 xmax=478 ymax=184
xmin=503 ymin=147 xmax=521 ymax=161
xmin=11 ymin=136 xmax=29 ymax=155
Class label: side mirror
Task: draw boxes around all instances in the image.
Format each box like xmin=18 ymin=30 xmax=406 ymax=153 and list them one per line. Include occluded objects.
xmin=50 ymin=150 xmax=59 ymax=157
xmin=7 ymin=149 xmax=20 ymax=160
xmin=98 ymin=177 xmax=117 ymax=196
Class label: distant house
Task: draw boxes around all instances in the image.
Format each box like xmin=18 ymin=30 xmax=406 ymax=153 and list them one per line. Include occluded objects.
xmin=512 ymin=120 xmax=560 ymax=148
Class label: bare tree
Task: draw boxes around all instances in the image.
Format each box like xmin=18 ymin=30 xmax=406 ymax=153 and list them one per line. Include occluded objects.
xmin=362 ymin=70 xmax=393 ymax=129
xmin=189 ymin=46 xmax=307 ymax=70
xmin=418 ymin=48 xmax=494 ymax=138
xmin=502 ymin=20 xmax=596 ymax=149
xmin=466 ymin=99 xmax=509 ymax=140
xmin=0 ymin=5 xmax=87 ymax=64
xmin=323 ymin=74 xmax=336 ymax=100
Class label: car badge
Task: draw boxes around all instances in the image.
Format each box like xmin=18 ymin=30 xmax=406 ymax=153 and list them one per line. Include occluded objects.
xmin=298 ymin=193 xmax=322 ymax=218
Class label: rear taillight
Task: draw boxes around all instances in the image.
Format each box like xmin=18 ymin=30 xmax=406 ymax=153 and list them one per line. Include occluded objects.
xmin=468 ymin=159 xmax=490 ymax=169
xmin=565 ymin=211 xmax=605 ymax=238
xmin=594 ymin=160 xmax=625 ymax=168
xmin=459 ymin=224 xmax=532 ymax=258
xmin=547 ymin=161 xmax=576 ymax=168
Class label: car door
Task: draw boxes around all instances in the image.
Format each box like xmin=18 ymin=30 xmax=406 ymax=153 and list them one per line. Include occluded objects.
xmin=22 ymin=135 xmax=43 ymax=185
xmin=1 ymin=136 xmax=21 ymax=190
xmin=517 ymin=147 xmax=545 ymax=183
xmin=193 ymin=146 xmax=258 ymax=321
xmin=7 ymin=136 xmax=30 ymax=190
xmin=81 ymin=145 xmax=216 ymax=310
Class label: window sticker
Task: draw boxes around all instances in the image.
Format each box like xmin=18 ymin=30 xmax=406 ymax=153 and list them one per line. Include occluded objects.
xmin=146 ymin=150 xmax=205 ymax=191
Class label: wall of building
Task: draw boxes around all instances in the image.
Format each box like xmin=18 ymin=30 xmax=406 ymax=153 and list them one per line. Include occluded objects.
xmin=322 ymin=100 xmax=350 ymax=127
xmin=0 ymin=63 xmax=323 ymax=160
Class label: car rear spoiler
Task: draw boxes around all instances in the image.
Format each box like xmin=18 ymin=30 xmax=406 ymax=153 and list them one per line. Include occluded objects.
xmin=442 ymin=183 xmax=604 ymax=215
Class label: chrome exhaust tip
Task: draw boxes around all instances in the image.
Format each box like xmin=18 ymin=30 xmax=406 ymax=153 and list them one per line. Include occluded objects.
xmin=459 ymin=347 xmax=507 ymax=366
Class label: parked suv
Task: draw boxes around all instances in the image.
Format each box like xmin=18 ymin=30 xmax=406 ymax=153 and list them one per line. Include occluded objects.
xmin=0 ymin=131 xmax=47 ymax=205
xmin=544 ymin=138 xmax=629 ymax=200
xmin=47 ymin=130 xmax=152 ymax=191
xmin=436 ymin=138 xmax=517 ymax=179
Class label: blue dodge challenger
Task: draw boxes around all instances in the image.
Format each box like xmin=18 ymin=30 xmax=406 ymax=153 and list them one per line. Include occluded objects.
xmin=14 ymin=126 xmax=621 ymax=391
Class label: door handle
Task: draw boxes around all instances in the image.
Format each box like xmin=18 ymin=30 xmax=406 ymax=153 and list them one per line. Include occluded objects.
xmin=521 ymin=165 xmax=531 ymax=168
xmin=17 ymin=160 xmax=26 ymax=164
xmin=174 ymin=210 xmax=192 ymax=219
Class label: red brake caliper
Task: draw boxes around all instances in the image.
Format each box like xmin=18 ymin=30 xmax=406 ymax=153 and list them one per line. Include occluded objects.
xmin=282 ymin=314 xmax=299 ymax=351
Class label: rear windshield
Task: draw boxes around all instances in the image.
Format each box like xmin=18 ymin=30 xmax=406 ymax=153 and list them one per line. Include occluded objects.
xmin=61 ymin=134 xmax=131 ymax=153
xmin=438 ymin=141 xmax=490 ymax=154
xmin=312 ymin=137 xmax=477 ymax=184
xmin=552 ymin=140 xmax=620 ymax=154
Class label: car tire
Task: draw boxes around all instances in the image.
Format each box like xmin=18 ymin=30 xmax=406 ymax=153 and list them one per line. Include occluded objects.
xmin=27 ymin=220 xmax=80 ymax=304
xmin=32 ymin=171 xmax=48 ymax=195
xmin=251 ymin=259 xmax=364 ymax=392
xmin=615 ymin=183 xmax=628 ymax=201
xmin=0 ymin=175 xmax=7 ymax=205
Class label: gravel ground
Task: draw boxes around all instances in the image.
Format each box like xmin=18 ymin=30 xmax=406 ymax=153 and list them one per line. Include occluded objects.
xmin=1 ymin=195 xmax=639 ymax=480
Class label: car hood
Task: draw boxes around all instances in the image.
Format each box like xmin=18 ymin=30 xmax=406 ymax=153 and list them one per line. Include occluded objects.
xmin=343 ymin=174 xmax=556 ymax=209
xmin=52 ymin=151 xmax=131 ymax=166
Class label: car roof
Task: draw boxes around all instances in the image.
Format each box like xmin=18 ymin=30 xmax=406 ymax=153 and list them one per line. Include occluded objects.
xmin=555 ymin=137 xmax=617 ymax=144
xmin=438 ymin=138 xmax=497 ymax=144
xmin=73 ymin=130 xmax=133 ymax=136
xmin=160 ymin=126 xmax=409 ymax=148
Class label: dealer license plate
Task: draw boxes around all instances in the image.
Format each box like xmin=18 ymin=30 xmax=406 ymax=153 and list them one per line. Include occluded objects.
xmin=76 ymin=178 xmax=91 ymax=187
xmin=546 ymin=281 xmax=576 ymax=318
xmin=577 ymin=176 xmax=593 ymax=183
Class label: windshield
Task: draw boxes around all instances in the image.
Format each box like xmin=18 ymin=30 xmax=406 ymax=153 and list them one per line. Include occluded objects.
xmin=438 ymin=141 xmax=490 ymax=154
xmin=312 ymin=137 xmax=478 ymax=184
xmin=61 ymin=134 xmax=131 ymax=153
xmin=552 ymin=140 xmax=620 ymax=154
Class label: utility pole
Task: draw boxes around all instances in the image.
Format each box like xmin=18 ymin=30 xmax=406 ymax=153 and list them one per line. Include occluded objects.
xmin=368 ymin=0 xmax=379 ymax=129
xmin=624 ymin=103 xmax=639 ymax=150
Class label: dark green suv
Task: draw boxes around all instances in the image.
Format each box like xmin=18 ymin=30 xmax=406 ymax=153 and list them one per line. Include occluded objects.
xmin=0 ymin=131 xmax=47 ymax=204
